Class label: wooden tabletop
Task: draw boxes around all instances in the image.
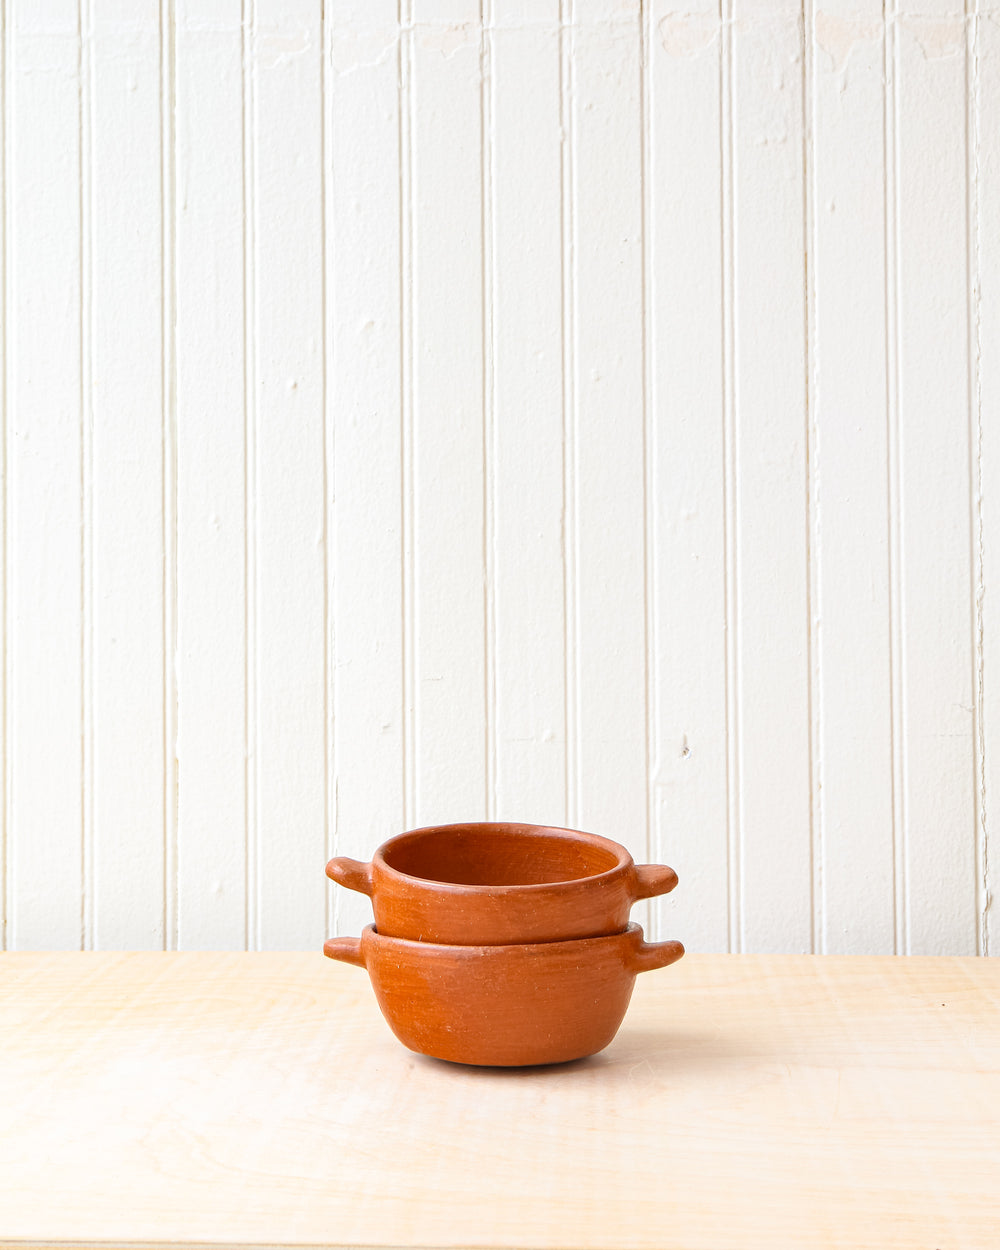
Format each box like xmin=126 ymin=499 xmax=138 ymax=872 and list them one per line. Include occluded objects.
xmin=1 ymin=951 xmax=998 ymax=1250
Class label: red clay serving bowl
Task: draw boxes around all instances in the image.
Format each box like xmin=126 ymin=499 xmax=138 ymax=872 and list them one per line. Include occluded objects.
xmin=323 ymin=922 xmax=684 ymax=1067
xmin=325 ymin=822 xmax=678 ymax=945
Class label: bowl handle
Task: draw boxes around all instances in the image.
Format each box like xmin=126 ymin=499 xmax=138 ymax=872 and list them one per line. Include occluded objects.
xmin=632 ymin=863 xmax=678 ymax=900
xmin=325 ymin=857 xmax=374 ymax=896
xmin=630 ymin=938 xmax=684 ymax=974
xmin=323 ymin=936 xmax=366 ymax=968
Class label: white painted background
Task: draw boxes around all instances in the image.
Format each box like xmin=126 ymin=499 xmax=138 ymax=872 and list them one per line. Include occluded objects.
xmin=0 ymin=0 xmax=997 ymax=955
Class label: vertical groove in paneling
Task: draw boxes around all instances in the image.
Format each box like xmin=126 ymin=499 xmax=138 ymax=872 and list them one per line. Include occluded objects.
xmin=0 ymin=0 xmax=8 ymax=951
xmin=884 ymin=0 xmax=904 ymax=955
xmin=640 ymin=0 xmax=655 ymax=920
xmin=720 ymin=0 xmax=739 ymax=953
xmin=79 ymin=0 xmax=94 ymax=951
xmin=399 ymin=0 xmax=414 ymax=830
xmin=977 ymin=0 xmax=998 ymax=959
xmin=481 ymin=0 xmax=496 ymax=821
xmin=321 ymin=0 xmax=333 ymax=943
xmin=559 ymin=0 xmax=577 ymax=830
xmin=803 ymin=0 xmax=819 ymax=954
xmin=968 ymin=0 xmax=987 ymax=956
xmin=241 ymin=0 xmax=257 ymax=950
xmin=162 ymin=0 xmax=178 ymax=952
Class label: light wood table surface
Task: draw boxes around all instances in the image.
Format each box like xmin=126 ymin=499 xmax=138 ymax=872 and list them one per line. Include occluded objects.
xmin=1 ymin=951 xmax=998 ymax=1249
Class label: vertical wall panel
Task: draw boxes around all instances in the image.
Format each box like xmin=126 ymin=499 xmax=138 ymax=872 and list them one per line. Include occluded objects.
xmin=896 ymin=0 xmax=977 ymax=954
xmin=974 ymin=0 xmax=997 ymax=956
xmin=733 ymin=0 xmax=812 ymax=952
xmin=174 ymin=0 xmax=247 ymax=949
xmin=571 ymin=0 xmax=648 ymax=859
xmin=410 ymin=0 xmax=487 ymax=824
xmin=491 ymin=1 xmax=566 ymax=825
xmin=90 ymin=0 xmax=165 ymax=949
xmin=252 ymin=0 xmax=326 ymax=948
xmin=647 ymin=0 xmax=729 ymax=950
xmin=328 ymin=0 xmax=404 ymax=938
xmin=811 ymin=0 xmax=894 ymax=953
xmin=7 ymin=0 xmax=84 ymax=949
xmin=0 ymin=0 xmax=8 ymax=949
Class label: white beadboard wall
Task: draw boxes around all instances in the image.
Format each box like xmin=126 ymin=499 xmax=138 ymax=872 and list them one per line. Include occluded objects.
xmin=0 ymin=0 xmax=997 ymax=954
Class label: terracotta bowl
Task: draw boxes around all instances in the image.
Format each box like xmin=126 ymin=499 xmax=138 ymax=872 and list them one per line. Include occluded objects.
xmin=323 ymin=922 xmax=684 ymax=1067
xmin=325 ymin=822 xmax=678 ymax=945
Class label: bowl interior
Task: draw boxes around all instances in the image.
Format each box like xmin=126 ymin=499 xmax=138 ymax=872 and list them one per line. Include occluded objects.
xmin=380 ymin=824 xmax=624 ymax=887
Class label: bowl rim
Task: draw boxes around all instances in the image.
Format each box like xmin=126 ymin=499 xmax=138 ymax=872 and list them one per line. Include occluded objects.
xmin=360 ymin=919 xmax=644 ymax=957
xmin=371 ymin=821 xmax=634 ymax=895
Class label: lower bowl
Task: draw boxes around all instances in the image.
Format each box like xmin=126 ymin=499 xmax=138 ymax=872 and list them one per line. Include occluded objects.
xmin=323 ymin=923 xmax=684 ymax=1067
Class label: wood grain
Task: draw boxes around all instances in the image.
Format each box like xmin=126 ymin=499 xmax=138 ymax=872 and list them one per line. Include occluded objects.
xmin=1 ymin=951 xmax=999 ymax=1249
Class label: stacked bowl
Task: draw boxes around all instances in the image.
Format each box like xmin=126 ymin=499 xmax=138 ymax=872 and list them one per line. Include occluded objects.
xmin=324 ymin=821 xmax=683 ymax=1067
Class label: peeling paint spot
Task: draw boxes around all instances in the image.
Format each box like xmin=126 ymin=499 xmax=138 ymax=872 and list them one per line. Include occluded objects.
xmin=658 ymin=11 xmax=720 ymax=58
xmin=417 ymin=22 xmax=476 ymax=60
xmin=256 ymin=26 xmax=311 ymax=70
xmin=814 ymin=11 xmax=881 ymax=74
xmin=331 ymin=29 xmax=396 ymax=76
xmin=901 ymin=16 xmax=965 ymax=61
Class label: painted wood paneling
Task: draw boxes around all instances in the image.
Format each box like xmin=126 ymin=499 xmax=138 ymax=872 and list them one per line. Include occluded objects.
xmin=895 ymin=0 xmax=977 ymax=954
xmin=490 ymin=0 xmax=567 ymax=827
xmin=7 ymin=0 xmax=84 ymax=949
xmin=409 ymin=0 xmax=487 ymax=825
xmin=974 ymin=0 xmax=997 ymax=956
xmin=571 ymin=0 xmax=648 ymax=866
xmin=327 ymin=0 xmax=404 ymax=939
xmin=646 ymin=0 xmax=728 ymax=949
xmin=811 ymin=0 xmax=894 ymax=953
xmin=90 ymin=0 xmax=165 ymax=949
xmin=250 ymin=0 xmax=326 ymax=949
xmin=731 ymin=0 xmax=812 ymax=953
xmin=0 ymin=0 xmax=8 ymax=952
xmin=0 ymin=1 xmax=995 ymax=955
xmin=174 ymin=0 xmax=247 ymax=949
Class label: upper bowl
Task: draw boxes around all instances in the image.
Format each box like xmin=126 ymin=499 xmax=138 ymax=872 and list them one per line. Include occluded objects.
xmin=325 ymin=821 xmax=678 ymax=945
